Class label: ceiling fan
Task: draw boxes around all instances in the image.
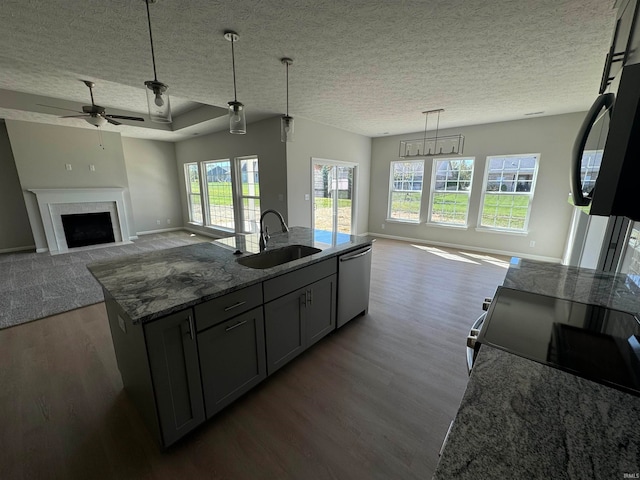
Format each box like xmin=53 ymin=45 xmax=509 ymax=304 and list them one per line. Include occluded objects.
xmin=39 ymin=80 xmax=145 ymax=127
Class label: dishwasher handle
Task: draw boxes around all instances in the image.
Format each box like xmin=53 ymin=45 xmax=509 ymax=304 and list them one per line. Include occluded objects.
xmin=340 ymin=247 xmax=372 ymax=262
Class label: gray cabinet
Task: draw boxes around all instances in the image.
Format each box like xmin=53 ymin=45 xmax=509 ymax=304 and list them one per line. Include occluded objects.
xmin=144 ymin=309 xmax=205 ymax=447
xmin=264 ymin=271 xmax=337 ymax=374
xmin=198 ymin=307 xmax=267 ymax=418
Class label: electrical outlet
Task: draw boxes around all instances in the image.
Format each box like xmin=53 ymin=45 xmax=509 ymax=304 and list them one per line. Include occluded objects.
xmin=381 ymin=223 xmax=385 ymax=230
xmin=65 ymin=163 xmax=72 ymax=171
xmin=167 ymin=218 xmax=171 ymax=224
xmin=156 ymin=219 xmax=161 ymax=225
xmin=89 ymin=164 xmax=95 ymax=172
xmin=304 ymin=194 xmax=310 ymax=201
xmin=529 ymin=240 xmax=536 ymax=248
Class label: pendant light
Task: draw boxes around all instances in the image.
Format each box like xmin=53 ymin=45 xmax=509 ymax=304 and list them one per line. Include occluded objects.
xmin=143 ymin=0 xmax=171 ymax=123
xmin=280 ymin=57 xmax=294 ymax=142
xmin=224 ymin=30 xmax=246 ymax=134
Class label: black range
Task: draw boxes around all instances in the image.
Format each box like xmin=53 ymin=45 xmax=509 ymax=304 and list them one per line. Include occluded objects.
xmin=477 ymin=287 xmax=640 ymax=396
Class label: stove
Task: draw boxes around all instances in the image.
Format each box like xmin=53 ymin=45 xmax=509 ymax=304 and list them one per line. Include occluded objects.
xmin=476 ymin=287 xmax=640 ymax=396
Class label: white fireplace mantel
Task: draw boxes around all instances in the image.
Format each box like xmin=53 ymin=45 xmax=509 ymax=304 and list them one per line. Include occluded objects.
xmin=28 ymin=188 xmax=132 ymax=254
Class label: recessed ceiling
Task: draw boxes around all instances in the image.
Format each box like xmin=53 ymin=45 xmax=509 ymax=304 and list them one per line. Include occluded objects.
xmin=0 ymin=0 xmax=617 ymax=141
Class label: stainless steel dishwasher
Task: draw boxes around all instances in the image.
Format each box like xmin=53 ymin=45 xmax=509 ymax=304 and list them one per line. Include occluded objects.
xmin=337 ymin=245 xmax=372 ymax=328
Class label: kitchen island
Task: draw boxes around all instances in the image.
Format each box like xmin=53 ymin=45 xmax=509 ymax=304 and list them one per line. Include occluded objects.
xmin=88 ymin=227 xmax=373 ymax=448
xmin=433 ymin=259 xmax=640 ymax=479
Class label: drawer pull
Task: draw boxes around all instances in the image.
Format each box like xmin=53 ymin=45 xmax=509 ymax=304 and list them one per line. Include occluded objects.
xmin=225 ymin=320 xmax=247 ymax=332
xmin=224 ymin=301 xmax=246 ymax=312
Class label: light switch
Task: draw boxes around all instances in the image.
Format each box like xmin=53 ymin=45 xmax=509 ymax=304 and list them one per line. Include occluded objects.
xmin=89 ymin=164 xmax=95 ymax=171
xmin=304 ymin=194 xmax=310 ymax=201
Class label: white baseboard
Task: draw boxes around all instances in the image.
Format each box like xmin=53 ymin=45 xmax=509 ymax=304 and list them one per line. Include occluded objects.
xmin=183 ymin=226 xmax=225 ymax=239
xmin=136 ymin=227 xmax=183 ymax=236
xmin=0 ymin=244 xmax=37 ymax=254
xmin=369 ymin=232 xmax=562 ymax=263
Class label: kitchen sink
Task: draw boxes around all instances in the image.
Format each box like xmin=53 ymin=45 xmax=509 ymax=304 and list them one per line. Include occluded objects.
xmin=236 ymin=245 xmax=322 ymax=269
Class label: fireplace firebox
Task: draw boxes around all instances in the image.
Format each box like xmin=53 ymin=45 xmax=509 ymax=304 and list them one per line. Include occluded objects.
xmin=61 ymin=212 xmax=115 ymax=248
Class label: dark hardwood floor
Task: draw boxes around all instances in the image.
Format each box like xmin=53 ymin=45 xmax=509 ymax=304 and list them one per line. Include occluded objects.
xmin=0 ymin=238 xmax=508 ymax=479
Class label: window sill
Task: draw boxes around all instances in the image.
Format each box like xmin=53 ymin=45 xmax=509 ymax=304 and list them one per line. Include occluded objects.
xmin=475 ymin=227 xmax=529 ymax=236
xmin=426 ymin=222 xmax=469 ymax=230
xmin=385 ymin=218 xmax=421 ymax=225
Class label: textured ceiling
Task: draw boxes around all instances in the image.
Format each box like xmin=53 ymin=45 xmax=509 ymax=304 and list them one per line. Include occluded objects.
xmin=0 ymin=0 xmax=617 ymax=141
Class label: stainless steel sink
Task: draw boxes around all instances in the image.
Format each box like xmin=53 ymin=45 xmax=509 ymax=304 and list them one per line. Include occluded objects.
xmin=236 ymin=245 xmax=322 ymax=269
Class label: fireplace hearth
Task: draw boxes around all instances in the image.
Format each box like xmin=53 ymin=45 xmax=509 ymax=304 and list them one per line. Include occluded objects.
xmin=61 ymin=212 xmax=116 ymax=248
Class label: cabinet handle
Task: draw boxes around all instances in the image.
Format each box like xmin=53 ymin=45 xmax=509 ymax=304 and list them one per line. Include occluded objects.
xmin=300 ymin=293 xmax=307 ymax=307
xmin=340 ymin=247 xmax=372 ymax=262
xmin=224 ymin=301 xmax=246 ymax=312
xmin=308 ymin=289 xmax=313 ymax=306
xmin=225 ymin=320 xmax=247 ymax=332
xmin=186 ymin=315 xmax=194 ymax=340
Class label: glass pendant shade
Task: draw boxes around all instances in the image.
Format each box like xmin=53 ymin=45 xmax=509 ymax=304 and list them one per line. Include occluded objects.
xmin=145 ymin=80 xmax=171 ymax=123
xmin=228 ymin=100 xmax=246 ymax=134
xmin=281 ymin=115 xmax=294 ymax=142
xmin=86 ymin=115 xmax=108 ymax=128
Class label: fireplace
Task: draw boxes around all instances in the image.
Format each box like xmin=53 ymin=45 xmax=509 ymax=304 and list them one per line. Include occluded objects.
xmin=61 ymin=212 xmax=116 ymax=248
xmin=28 ymin=188 xmax=132 ymax=254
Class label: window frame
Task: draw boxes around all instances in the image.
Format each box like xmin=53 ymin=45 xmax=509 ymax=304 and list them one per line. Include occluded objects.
xmin=387 ymin=159 xmax=425 ymax=223
xmin=427 ymin=157 xmax=475 ymax=228
xmin=184 ymin=162 xmax=203 ymax=225
xmin=477 ymin=153 xmax=540 ymax=233
xmin=235 ymin=155 xmax=261 ymax=234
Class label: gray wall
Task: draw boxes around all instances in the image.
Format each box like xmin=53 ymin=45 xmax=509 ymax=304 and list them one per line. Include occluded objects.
xmin=286 ymin=117 xmax=372 ymax=235
xmin=122 ymin=137 xmax=184 ymax=233
xmin=369 ymin=113 xmax=584 ymax=261
xmin=175 ymin=116 xmax=287 ymax=236
xmin=5 ymin=120 xmax=136 ymax=250
xmin=0 ymin=121 xmax=34 ymax=252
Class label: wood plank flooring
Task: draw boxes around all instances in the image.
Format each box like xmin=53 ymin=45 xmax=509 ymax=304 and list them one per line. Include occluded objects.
xmin=0 ymin=238 xmax=509 ymax=479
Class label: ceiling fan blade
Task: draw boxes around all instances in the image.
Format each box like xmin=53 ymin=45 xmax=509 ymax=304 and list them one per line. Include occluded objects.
xmin=37 ymin=104 xmax=82 ymax=114
xmin=105 ymin=117 xmax=122 ymax=126
xmin=106 ymin=114 xmax=145 ymax=122
xmin=60 ymin=114 xmax=89 ymax=118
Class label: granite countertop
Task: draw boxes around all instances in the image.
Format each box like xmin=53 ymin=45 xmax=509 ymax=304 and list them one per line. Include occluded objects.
xmin=87 ymin=227 xmax=372 ymax=324
xmin=433 ymin=259 xmax=640 ymax=479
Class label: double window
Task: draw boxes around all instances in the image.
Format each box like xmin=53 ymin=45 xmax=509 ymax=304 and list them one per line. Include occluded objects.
xmin=479 ymin=154 xmax=539 ymax=232
xmin=429 ymin=158 xmax=474 ymax=226
xmin=184 ymin=156 xmax=260 ymax=233
xmin=388 ymin=160 xmax=424 ymax=222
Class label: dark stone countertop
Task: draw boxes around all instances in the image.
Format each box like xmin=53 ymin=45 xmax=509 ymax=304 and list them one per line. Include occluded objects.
xmin=433 ymin=258 xmax=640 ymax=479
xmin=87 ymin=227 xmax=372 ymax=324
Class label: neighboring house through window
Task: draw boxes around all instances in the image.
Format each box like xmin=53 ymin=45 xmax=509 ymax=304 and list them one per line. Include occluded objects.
xmin=479 ymin=154 xmax=539 ymax=231
xmin=388 ymin=160 xmax=424 ymax=222
xmin=429 ymin=157 xmax=474 ymax=226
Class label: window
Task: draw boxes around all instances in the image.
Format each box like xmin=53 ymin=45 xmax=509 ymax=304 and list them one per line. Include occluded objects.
xmin=388 ymin=160 xmax=424 ymax=222
xmin=187 ymin=156 xmax=260 ymax=233
xmin=203 ymin=159 xmax=235 ymax=230
xmin=238 ymin=157 xmax=260 ymax=233
xmin=184 ymin=163 xmax=203 ymax=224
xmin=580 ymin=150 xmax=603 ymax=195
xmin=479 ymin=154 xmax=539 ymax=231
xmin=429 ymin=158 xmax=474 ymax=226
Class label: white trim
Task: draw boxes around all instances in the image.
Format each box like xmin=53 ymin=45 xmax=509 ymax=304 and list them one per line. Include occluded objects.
xmin=183 ymin=226 xmax=225 ymax=239
xmin=474 ymin=227 xmax=529 ymax=236
xmin=385 ymin=218 xmax=420 ymax=225
xmin=369 ymin=231 xmax=562 ymax=263
xmin=425 ymin=222 xmax=469 ymax=230
xmin=136 ymin=227 xmax=183 ymax=235
xmin=0 ymin=244 xmax=36 ymax=254
xmin=36 ymin=247 xmax=49 ymax=253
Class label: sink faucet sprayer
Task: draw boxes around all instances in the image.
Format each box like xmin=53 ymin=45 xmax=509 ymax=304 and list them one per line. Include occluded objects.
xmin=259 ymin=209 xmax=289 ymax=251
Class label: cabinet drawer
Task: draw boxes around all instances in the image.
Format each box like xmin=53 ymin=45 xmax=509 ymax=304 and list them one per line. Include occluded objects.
xmin=194 ymin=283 xmax=263 ymax=332
xmin=263 ymin=258 xmax=337 ymax=303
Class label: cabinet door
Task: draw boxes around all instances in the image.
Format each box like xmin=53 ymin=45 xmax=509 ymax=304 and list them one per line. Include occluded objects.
xmin=306 ymin=274 xmax=337 ymax=347
xmin=198 ymin=307 xmax=267 ymax=418
xmin=264 ymin=288 xmax=307 ymax=375
xmin=144 ymin=310 xmax=205 ymax=447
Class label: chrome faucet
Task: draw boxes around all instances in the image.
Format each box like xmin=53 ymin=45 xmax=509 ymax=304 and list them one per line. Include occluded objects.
xmin=259 ymin=209 xmax=289 ymax=251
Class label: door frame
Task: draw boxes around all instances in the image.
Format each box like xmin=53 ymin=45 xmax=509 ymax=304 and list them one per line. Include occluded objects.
xmin=310 ymin=157 xmax=358 ymax=235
